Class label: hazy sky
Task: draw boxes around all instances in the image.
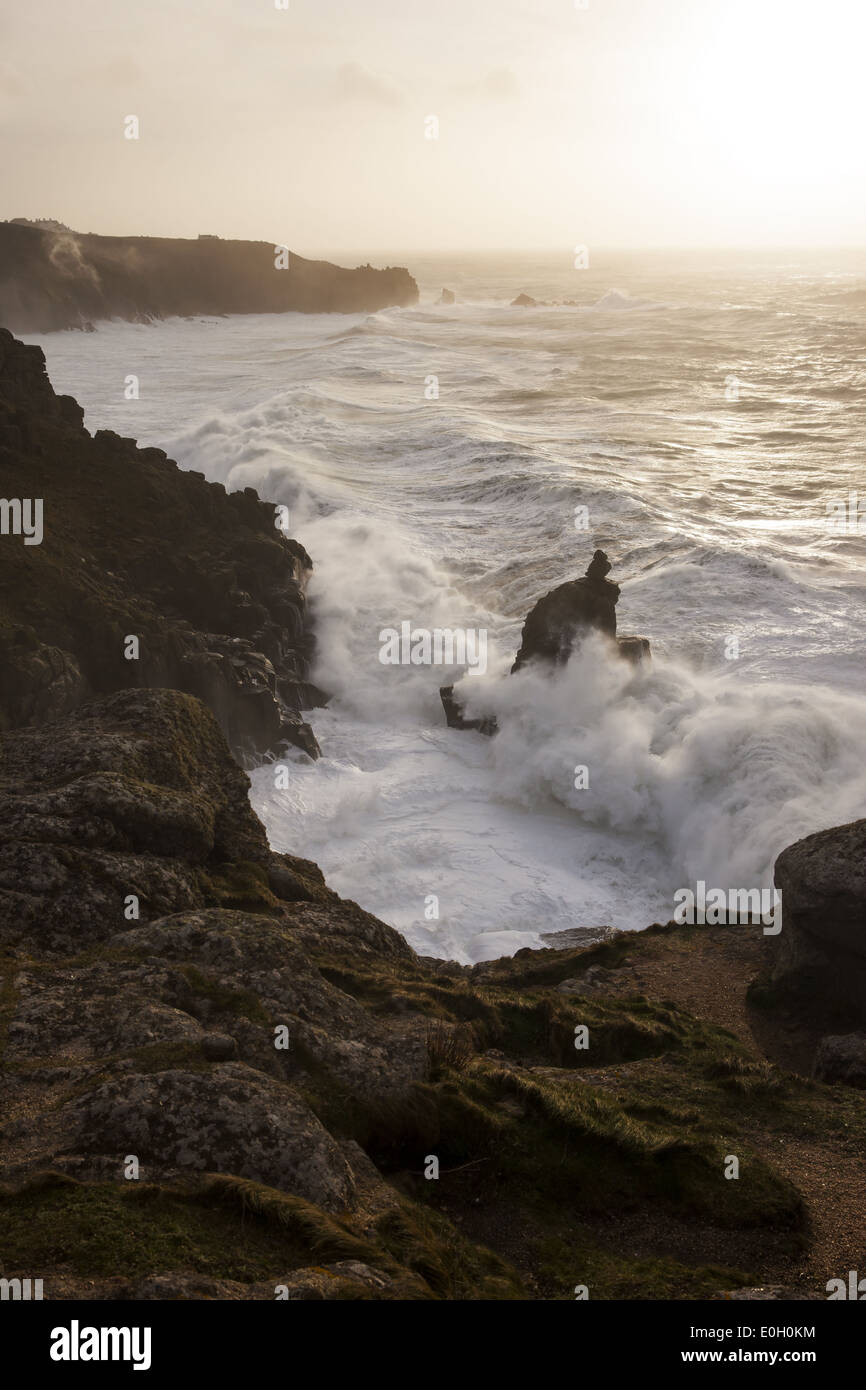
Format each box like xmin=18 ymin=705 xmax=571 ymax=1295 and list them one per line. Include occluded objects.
xmin=1 ymin=0 xmax=865 ymax=252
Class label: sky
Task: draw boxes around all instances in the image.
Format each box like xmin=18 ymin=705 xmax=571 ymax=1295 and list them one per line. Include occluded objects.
xmin=1 ymin=0 xmax=865 ymax=253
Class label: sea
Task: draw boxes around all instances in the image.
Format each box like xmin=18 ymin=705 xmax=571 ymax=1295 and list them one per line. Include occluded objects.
xmin=24 ymin=248 xmax=866 ymax=962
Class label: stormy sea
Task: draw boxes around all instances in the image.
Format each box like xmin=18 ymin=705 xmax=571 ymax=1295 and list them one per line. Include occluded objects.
xmin=26 ymin=248 xmax=866 ymax=963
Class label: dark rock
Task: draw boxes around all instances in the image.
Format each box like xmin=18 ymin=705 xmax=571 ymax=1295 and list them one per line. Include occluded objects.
xmin=813 ymin=1034 xmax=866 ymax=1088
xmin=439 ymin=684 xmax=498 ymax=737
xmin=64 ymin=1064 xmax=356 ymax=1209
xmin=771 ymin=819 xmax=866 ymax=1020
xmin=512 ymin=549 xmax=623 ymax=672
xmin=0 ymin=328 xmax=319 ymax=760
xmin=0 ymin=688 xmax=325 ymax=953
xmin=616 ymin=635 xmax=652 ymax=665
xmin=201 ymin=1032 xmax=239 ymax=1061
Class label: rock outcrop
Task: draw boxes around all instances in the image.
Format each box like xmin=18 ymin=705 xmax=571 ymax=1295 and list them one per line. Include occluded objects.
xmin=0 ymin=222 xmax=419 ymax=332
xmin=771 ymin=818 xmax=866 ymax=1021
xmin=0 ymin=328 xmax=320 ymax=758
xmin=512 ymin=549 xmax=650 ymax=672
xmin=813 ymin=1034 xmax=866 ymax=1089
xmin=511 ymin=292 xmax=579 ymax=309
xmin=441 ymin=551 xmax=650 ymax=734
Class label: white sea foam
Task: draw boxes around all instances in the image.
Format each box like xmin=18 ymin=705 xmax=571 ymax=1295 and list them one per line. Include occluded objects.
xmin=25 ymin=249 xmax=866 ymax=962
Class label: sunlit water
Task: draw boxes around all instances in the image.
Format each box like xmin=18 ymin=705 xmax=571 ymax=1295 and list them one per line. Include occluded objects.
xmin=26 ymin=249 xmax=866 ymax=961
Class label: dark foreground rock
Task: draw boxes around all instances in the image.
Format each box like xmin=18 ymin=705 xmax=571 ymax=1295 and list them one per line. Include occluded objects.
xmin=0 ymin=690 xmax=836 ymax=1301
xmin=0 ymin=222 xmax=419 ymax=332
xmin=0 ymin=328 xmax=319 ymax=758
xmin=771 ymin=818 xmax=866 ymax=1021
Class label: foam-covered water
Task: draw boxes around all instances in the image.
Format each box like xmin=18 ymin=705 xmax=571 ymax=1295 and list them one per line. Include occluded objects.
xmin=26 ymin=249 xmax=866 ymax=962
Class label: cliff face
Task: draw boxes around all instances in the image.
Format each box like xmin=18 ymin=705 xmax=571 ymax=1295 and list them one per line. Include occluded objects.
xmin=0 ymin=332 xmax=861 ymax=1302
xmin=0 ymin=223 xmax=419 ymax=332
xmin=0 ymin=327 xmax=320 ymax=757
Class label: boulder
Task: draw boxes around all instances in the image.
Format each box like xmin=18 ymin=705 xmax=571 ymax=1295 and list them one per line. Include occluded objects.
xmin=64 ymin=1064 xmax=357 ymax=1209
xmin=771 ymin=818 xmax=866 ymax=1019
xmin=813 ymin=1034 xmax=866 ymax=1088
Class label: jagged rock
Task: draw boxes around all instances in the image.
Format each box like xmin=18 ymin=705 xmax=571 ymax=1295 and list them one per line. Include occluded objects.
xmin=771 ymin=819 xmax=866 ymax=1020
xmin=441 ymin=554 xmax=650 ymax=732
xmin=0 ymin=689 xmax=326 ymax=952
xmin=512 ymin=549 xmax=625 ymax=671
xmin=813 ymin=1034 xmax=866 ymax=1088
xmin=617 ymin=635 xmax=651 ymax=664
xmin=439 ymin=684 xmax=498 ymax=737
xmin=0 ymin=328 xmax=319 ymax=760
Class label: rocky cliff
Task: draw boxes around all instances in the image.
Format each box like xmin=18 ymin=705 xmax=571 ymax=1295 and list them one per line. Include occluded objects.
xmin=0 ymin=223 xmax=419 ymax=332
xmin=1 ymin=333 xmax=864 ymax=1301
xmin=0 ymin=328 xmax=319 ymax=758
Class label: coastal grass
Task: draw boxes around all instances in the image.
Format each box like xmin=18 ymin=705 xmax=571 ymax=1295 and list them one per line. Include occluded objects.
xmin=0 ymin=1170 xmax=521 ymax=1299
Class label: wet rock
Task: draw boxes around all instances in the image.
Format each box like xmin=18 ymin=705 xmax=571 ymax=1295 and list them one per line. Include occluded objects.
xmin=617 ymin=635 xmax=651 ymax=664
xmin=512 ymin=549 xmax=621 ymax=671
xmin=439 ymin=684 xmax=498 ymax=736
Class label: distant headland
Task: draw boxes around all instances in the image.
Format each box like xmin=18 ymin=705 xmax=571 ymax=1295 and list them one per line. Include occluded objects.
xmin=0 ymin=220 xmax=419 ymax=332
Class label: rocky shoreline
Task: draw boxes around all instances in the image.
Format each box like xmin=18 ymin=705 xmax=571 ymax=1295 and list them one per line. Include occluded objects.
xmin=1 ymin=332 xmax=866 ymax=1300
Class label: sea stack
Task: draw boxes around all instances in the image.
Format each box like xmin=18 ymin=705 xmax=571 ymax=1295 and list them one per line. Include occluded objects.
xmin=512 ymin=549 xmax=648 ymax=672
